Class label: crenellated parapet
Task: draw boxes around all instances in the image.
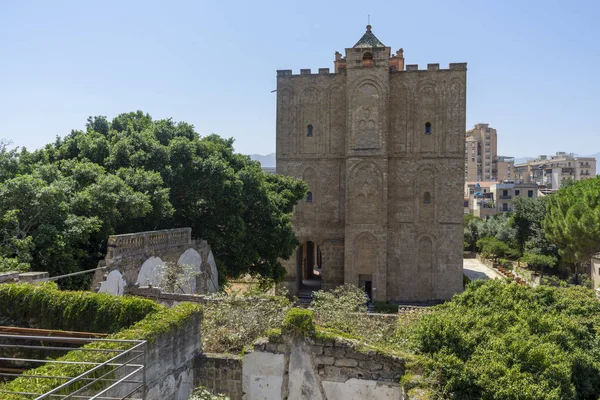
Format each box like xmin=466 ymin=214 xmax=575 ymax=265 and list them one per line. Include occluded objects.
xmin=278 ymin=62 xmax=466 ymax=78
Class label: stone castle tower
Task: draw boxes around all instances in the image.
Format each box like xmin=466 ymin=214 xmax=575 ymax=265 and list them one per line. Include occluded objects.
xmin=276 ymin=25 xmax=466 ymax=302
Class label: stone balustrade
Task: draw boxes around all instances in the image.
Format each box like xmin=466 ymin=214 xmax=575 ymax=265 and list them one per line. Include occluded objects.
xmin=106 ymin=228 xmax=192 ymax=258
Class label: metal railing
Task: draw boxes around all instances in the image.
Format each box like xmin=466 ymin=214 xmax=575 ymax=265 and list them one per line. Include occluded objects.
xmin=0 ymin=333 xmax=146 ymax=399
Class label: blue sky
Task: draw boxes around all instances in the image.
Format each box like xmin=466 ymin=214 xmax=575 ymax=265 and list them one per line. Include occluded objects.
xmin=1 ymin=0 xmax=599 ymax=158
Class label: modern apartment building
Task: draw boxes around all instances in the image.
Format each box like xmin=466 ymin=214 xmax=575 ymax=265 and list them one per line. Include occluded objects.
xmin=513 ymin=152 xmax=596 ymax=190
xmin=465 ymin=180 xmax=538 ymax=218
xmin=490 ymin=182 xmax=538 ymax=213
xmin=465 ymin=123 xmax=496 ymax=182
xmin=496 ymin=156 xmax=514 ymax=182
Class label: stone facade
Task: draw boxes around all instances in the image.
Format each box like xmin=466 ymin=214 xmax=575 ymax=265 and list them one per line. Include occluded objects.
xmin=276 ymin=25 xmax=466 ymax=301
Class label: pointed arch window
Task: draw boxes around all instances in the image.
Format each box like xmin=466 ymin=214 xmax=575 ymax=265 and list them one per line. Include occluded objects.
xmin=425 ymin=122 xmax=432 ymax=135
xmin=423 ymin=192 xmax=431 ymax=204
xmin=307 ymin=191 xmax=313 ymax=203
xmin=307 ymin=124 xmax=313 ymax=137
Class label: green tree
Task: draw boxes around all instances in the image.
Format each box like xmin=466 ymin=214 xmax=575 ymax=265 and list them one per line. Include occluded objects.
xmin=512 ymin=196 xmax=557 ymax=256
xmin=463 ymin=214 xmax=482 ymax=251
xmin=544 ymin=177 xmax=600 ymax=282
xmin=0 ymin=112 xmax=306 ymax=286
xmin=476 ymin=237 xmax=510 ymax=261
xmin=477 ymin=213 xmax=516 ymax=244
xmin=520 ymin=252 xmax=557 ymax=270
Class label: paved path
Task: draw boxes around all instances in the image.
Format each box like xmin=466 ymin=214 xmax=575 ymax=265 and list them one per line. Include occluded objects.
xmin=463 ymin=258 xmax=504 ymax=281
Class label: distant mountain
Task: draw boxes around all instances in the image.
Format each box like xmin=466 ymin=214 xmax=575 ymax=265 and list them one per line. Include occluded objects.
xmin=250 ymin=152 xmax=275 ymax=168
xmin=587 ymin=152 xmax=600 ymax=161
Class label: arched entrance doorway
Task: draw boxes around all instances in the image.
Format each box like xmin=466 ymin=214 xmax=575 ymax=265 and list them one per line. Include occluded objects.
xmin=296 ymin=240 xmax=322 ymax=295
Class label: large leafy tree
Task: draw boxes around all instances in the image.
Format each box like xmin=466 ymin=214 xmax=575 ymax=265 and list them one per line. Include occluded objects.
xmin=0 ymin=111 xmax=306 ymax=285
xmin=512 ymin=196 xmax=557 ymax=256
xmin=544 ymin=176 xmax=600 ymax=280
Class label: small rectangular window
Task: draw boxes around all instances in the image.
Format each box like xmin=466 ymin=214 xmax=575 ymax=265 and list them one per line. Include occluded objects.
xmin=515 ymin=190 xmax=520 ymax=195
xmin=502 ymin=190 xmax=508 ymax=196
xmin=528 ymin=190 xmax=533 ymax=198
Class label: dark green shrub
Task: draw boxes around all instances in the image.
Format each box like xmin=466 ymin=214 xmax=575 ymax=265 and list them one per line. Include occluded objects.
xmin=412 ymin=280 xmax=600 ymax=399
xmin=283 ymin=308 xmax=315 ymax=336
xmin=463 ymin=274 xmax=471 ymax=288
xmin=373 ymin=300 xmax=399 ymax=314
xmin=476 ymin=237 xmax=510 ymax=261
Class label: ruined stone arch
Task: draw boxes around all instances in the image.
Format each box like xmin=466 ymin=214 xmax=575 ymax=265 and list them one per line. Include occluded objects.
xmin=99 ymin=269 xmax=126 ymax=296
xmin=136 ymin=256 xmax=164 ymax=287
xmin=350 ymin=78 xmax=386 ymax=150
xmin=349 ymin=161 xmax=383 ymax=224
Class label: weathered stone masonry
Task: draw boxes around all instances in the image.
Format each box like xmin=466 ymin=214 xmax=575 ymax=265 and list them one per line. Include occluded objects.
xmin=276 ymin=25 xmax=466 ymax=302
xmin=91 ymin=228 xmax=219 ymax=296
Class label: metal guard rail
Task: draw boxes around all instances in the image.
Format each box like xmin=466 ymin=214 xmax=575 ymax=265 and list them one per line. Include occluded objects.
xmin=0 ymin=333 xmax=147 ymax=399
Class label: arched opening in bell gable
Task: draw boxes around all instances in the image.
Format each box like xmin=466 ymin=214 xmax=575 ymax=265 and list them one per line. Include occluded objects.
xmin=362 ymin=52 xmax=374 ymax=67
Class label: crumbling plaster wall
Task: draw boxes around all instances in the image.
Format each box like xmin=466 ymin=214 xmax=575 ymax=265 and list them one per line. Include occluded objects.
xmin=240 ymin=333 xmax=405 ymax=400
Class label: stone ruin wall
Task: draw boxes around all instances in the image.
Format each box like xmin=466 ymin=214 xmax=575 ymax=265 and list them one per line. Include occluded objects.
xmin=91 ymin=228 xmax=218 ymax=296
xmin=233 ymin=336 xmax=406 ymax=400
xmin=194 ymin=353 xmax=244 ymax=400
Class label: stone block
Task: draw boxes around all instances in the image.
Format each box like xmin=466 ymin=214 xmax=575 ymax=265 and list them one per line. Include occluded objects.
xmin=358 ymin=360 xmax=383 ymax=370
xmin=324 ymin=346 xmax=346 ymax=358
xmin=315 ymin=356 xmax=335 ymax=365
xmin=311 ymin=345 xmax=324 ymax=355
xmin=335 ymin=358 xmax=359 ymax=367
xmin=345 ymin=350 xmax=370 ymax=360
xmin=323 ymin=366 xmax=343 ymax=381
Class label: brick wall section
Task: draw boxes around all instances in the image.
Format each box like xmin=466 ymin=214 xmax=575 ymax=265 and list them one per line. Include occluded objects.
xmin=194 ymin=353 xmax=243 ymax=400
